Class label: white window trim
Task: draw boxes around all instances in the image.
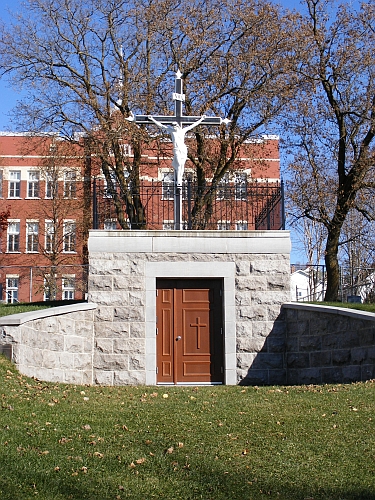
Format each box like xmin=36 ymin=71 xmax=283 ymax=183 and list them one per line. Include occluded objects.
xmin=7 ymin=219 xmax=20 ymax=253
xmin=235 ymin=220 xmax=248 ymax=231
xmin=26 ymin=170 xmax=40 ymax=199
xmin=217 ymin=220 xmax=231 ymax=231
xmin=26 ymin=220 xmax=39 ymax=253
xmin=6 ymin=274 xmax=19 ymax=303
xmin=45 ymin=220 xmax=55 ymax=253
xmin=8 ymin=170 xmax=21 ymax=199
xmin=63 ymin=219 xmax=76 ymax=253
xmin=62 ymin=274 xmax=75 ymax=300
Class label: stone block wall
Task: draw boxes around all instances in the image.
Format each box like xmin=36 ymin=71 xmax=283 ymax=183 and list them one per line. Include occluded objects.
xmin=88 ymin=230 xmax=291 ymax=385
xmin=0 ymin=303 xmax=96 ymax=384
xmin=283 ymin=303 xmax=375 ymax=384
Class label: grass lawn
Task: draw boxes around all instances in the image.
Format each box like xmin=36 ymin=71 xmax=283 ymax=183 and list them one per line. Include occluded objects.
xmin=0 ymin=301 xmax=86 ymax=318
xmin=0 ymin=356 xmax=375 ymax=499
xmin=313 ymin=302 xmax=375 ymax=314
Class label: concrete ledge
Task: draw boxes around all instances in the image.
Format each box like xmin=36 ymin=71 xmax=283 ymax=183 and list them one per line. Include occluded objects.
xmin=0 ymin=302 xmax=97 ymax=326
xmin=88 ymin=230 xmax=291 ymax=255
xmin=282 ymin=302 xmax=375 ymax=321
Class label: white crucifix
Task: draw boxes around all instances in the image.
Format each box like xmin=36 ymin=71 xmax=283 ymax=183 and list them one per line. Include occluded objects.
xmin=127 ymin=70 xmax=230 ymax=229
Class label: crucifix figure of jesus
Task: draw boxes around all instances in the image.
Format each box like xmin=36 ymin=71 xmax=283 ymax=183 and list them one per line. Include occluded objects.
xmin=127 ymin=70 xmax=230 ymax=229
xmin=147 ymin=114 xmax=207 ymax=186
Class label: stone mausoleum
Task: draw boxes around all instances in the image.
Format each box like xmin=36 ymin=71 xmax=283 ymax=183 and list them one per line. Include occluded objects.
xmin=88 ymin=229 xmax=291 ymax=385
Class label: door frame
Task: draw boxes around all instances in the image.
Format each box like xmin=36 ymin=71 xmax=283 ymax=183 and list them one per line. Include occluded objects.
xmin=145 ymin=261 xmax=236 ymax=385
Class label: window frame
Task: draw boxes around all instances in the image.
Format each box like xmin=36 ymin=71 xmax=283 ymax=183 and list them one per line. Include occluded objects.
xmin=26 ymin=220 xmax=39 ymax=253
xmin=62 ymin=275 xmax=75 ymax=300
xmin=27 ymin=170 xmax=40 ymax=198
xmin=7 ymin=220 xmax=20 ymax=252
xmin=162 ymin=172 xmax=174 ymax=201
xmin=6 ymin=275 xmax=19 ymax=303
xmin=63 ymin=220 xmax=76 ymax=253
xmin=63 ymin=170 xmax=77 ymax=199
xmin=8 ymin=170 xmax=21 ymax=198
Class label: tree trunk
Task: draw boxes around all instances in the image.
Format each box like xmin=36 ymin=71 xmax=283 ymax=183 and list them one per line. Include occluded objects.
xmin=324 ymin=227 xmax=341 ymax=301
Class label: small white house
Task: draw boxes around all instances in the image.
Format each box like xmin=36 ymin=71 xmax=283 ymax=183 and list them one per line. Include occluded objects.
xmin=290 ymin=267 xmax=324 ymax=302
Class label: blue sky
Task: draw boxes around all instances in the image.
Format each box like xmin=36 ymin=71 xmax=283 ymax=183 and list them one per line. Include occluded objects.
xmin=0 ymin=0 xmax=307 ymax=262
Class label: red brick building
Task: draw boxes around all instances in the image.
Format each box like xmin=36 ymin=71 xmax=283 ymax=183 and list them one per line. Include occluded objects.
xmin=0 ymin=132 xmax=281 ymax=302
xmin=0 ymin=134 xmax=88 ymax=303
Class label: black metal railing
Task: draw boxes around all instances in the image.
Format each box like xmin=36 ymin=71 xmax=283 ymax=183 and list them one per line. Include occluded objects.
xmin=93 ymin=178 xmax=285 ymax=231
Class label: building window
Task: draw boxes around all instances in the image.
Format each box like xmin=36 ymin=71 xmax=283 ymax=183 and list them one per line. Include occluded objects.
xmin=64 ymin=171 xmax=77 ymax=198
xmin=45 ymin=220 xmax=55 ymax=252
xmin=163 ymin=220 xmax=174 ymax=230
xmin=236 ymin=221 xmax=248 ymax=230
xmin=217 ymin=173 xmax=230 ymax=200
xmin=44 ymin=274 xmax=57 ymax=301
xmin=120 ymin=143 xmax=132 ymax=156
xmin=104 ymin=218 xmax=118 ymax=230
xmin=63 ymin=220 xmax=76 ymax=252
xmin=162 ymin=173 xmax=174 ymax=200
xmin=217 ymin=220 xmax=231 ymax=230
xmin=62 ymin=275 xmax=75 ymax=300
xmin=26 ymin=221 xmax=39 ymax=252
xmin=45 ymin=172 xmax=58 ymax=199
xmin=235 ymin=173 xmax=247 ymax=201
xmin=7 ymin=221 xmax=20 ymax=252
xmin=8 ymin=171 xmax=21 ymax=198
xmin=27 ymin=170 xmax=40 ymax=198
xmin=6 ymin=276 xmax=19 ymax=303
xmin=0 ymin=170 xmax=3 ymax=198
xmin=104 ymin=171 xmax=117 ymax=198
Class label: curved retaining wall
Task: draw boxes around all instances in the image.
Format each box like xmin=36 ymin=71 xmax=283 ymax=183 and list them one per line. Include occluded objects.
xmin=282 ymin=303 xmax=375 ymax=384
xmin=1 ymin=301 xmax=375 ymax=386
xmin=0 ymin=303 xmax=97 ymax=385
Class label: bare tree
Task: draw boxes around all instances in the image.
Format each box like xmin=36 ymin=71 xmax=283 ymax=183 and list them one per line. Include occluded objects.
xmin=286 ymin=0 xmax=375 ymax=301
xmin=23 ymin=139 xmax=89 ymax=299
xmin=0 ymin=0 xmax=302 ymax=228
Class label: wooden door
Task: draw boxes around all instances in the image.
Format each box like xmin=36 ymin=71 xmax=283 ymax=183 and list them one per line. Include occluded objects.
xmin=156 ymin=279 xmax=223 ymax=384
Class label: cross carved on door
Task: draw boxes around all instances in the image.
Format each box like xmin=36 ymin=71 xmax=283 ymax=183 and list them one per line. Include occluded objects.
xmin=190 ymin=317 xmax=207 ymax=349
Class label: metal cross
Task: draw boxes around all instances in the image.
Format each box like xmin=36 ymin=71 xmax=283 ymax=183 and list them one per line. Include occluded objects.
xmin=132 ymin=70 xmax=226 ymax=128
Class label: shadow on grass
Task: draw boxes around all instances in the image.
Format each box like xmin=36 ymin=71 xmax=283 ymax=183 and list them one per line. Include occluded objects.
xmin=1 ymin=457 xmax=375 ymax=500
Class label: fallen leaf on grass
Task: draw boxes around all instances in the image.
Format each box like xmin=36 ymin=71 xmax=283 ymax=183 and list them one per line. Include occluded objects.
xmin=162 ymin=394 xmax=169 ymax=399
xmin=59 ymin=437 xmax=72 ymax=444
xmin=178 ymin=442 xmax=184 ymax=448
xmin=93 ymin=452 xmax=104 ymax=458
xmin=166 ymin=446 xmax=174 ymax=454
xmin=82 ymin=424 xmax=91 ymax=430
xmin=135 ymin=458 xmax=146 ymax=464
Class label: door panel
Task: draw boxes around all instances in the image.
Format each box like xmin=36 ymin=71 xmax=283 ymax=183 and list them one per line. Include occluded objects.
xmin=156 ymin=279 xmax=223 ymax=384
